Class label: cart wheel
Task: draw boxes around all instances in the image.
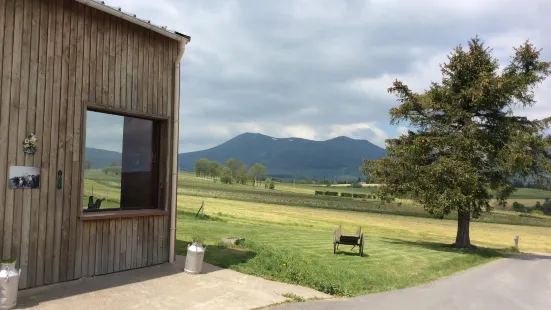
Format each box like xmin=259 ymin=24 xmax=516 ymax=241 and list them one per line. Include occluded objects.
xmin=359 ymin=234 xmax=364 ymax=257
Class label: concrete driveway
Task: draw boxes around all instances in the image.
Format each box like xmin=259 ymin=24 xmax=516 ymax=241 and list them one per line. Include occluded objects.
xmin=15 ymin=255 xmax=329 ymax=310
xmin=273 ymin=253 xmax=551 ymax=310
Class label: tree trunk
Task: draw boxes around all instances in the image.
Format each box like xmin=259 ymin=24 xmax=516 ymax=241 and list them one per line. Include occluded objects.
xmin=454 ymin=210 xmax=471 ymax=248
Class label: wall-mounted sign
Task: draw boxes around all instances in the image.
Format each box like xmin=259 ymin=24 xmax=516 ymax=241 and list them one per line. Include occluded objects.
xmin=8 ymin=166 xmax=40 ymax=189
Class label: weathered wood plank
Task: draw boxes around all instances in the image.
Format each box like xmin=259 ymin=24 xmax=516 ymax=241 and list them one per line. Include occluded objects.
xmin=120 ymin=19 xmax=128 ymax=111
xmin=94 ymin=9 xmax=102 ymax=103
xmin=27 ymin=0 xmax=45 ymax=288
xmin=101 ymin=13 xmax=109 ymax=106
xmin=116 ymin=218 xmax=125 ymax=271
xmin=1 ymin=0 xmax=17 ymax=262
xmin=161 ymin=38 xmax=168 ymax=117
xmin=108 ymin=219 xmax=115 ymax=273
xmin=60 ymin=0 xmax=77 ymax=282
xmin=131 ymin=218 xmax=138 ymax=269
xmin=74 ymin=221 xmax=82 ymax=279
xmin=52 ymin=0 xmax=70 ymax=283
xmin=6 ymin=0 xmax=24 ymax=270
xmin=88 ymin=6 xmax=97 ymax=103
xmin=152 ymin=216 xmax=158 ymax=264
xmin=78 ymin=7 xmax=91 ymax=279
xmin=153 ymin=35 xmax=160 ymax=116
xmin=131 ymin=26 xmax=138 ymax=111
xmin=0 ymin=0 xmax=9 ymax=261
xmin=146 ymin=31 xmax=153 ymax=114
xmin=101 ymin=219 xmax=109 ymax=274
xmin=37 ymin=0 xmax=55 ymax=286
xmin=114 ymin=219 xmax=121 ymax=272
xmin=88 ymin=221 xmax=97 ymax=277
xmin=90 ymin=221 xmax=98 ymax=276
xmin=94 ymin=221 xmax=102 ymax=275
xmin=138 ymin=28 xmax=145 ymax=113
xmin=70 ymin=2 xmax=85 ymax=281
xmin=114 ymin=17 xmax=121 ymax=109
xmin=156 ymin=215 xmax=162 ymax=264
xmin=108 ymin=15 xmax=115 ymax=108
xmin=148 ymin=216 xmax=154 ymax=265
xmin=125 ymin=218 xmax=132 ymax=270
xmin=143 ymin=216 xmax=149 ymax=267
xmin=18 ymin=0 xmax=34 ymax=289
xmin=81 ymin=221 xmax=90 ymax=277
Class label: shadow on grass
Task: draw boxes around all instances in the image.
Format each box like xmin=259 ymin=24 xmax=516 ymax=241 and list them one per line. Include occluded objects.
xmin=176 ymin=239 xmax=257 ymax=270
xmin=381 ymin=238 xmax=505 ymax=258
xmin=333 ymin=246 xmax=369 ymax=257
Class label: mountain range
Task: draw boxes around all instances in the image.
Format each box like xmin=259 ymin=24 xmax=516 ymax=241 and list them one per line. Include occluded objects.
xmin=84 ymin=132 xmax=387 ymax=180
xmin=178 ymin=133 xmax=386 ymax=180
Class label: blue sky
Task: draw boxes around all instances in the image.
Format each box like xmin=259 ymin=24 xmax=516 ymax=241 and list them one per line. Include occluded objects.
xmin=93 ymin=0 xmax=551 ymax=152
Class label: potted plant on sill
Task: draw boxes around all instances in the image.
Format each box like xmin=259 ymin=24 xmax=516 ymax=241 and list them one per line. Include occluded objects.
xmin=0 ymin=258 xmax=21 ymax=310
xmin=184 ymin=235 xmax=207 ymax=274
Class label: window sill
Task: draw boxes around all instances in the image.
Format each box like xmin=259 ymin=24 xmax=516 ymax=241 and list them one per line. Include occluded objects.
xmin=79 ymin=209 xmax=169 ymax=221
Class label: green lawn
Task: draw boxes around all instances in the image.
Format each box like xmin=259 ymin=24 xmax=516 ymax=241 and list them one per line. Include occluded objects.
xmin=80 ymin=170 xmax=551 ymax=297
xmin=176 ymin=195 xmax=551 ymax=297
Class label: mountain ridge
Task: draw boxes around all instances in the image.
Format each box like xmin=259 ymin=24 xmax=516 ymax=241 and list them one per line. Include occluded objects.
xmin=178 ymin=132 xmax=386 ymax=180
xmin=84 ymin=132 xmax=387 ymax=180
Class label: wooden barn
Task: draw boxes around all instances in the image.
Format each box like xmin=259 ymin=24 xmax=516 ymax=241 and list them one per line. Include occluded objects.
xmin=0 ymin=0 xmax=190 ymax=289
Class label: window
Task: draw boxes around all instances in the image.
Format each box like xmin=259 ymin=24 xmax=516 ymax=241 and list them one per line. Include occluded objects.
xmin=82 ymin=110 xmax=162 ymax=212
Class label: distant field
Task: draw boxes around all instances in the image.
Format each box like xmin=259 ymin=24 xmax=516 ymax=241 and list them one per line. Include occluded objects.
xmin=83 ymin=170 xmax=551 ymax=226
xmin=178 ymin=173 xmax=551 ymax=227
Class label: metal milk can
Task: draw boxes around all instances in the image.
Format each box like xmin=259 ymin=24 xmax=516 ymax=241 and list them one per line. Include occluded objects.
xmin=0 ymin=261 xmax=21 ymax=310
xmin=184 ymin=242 xmax=206 ymax=274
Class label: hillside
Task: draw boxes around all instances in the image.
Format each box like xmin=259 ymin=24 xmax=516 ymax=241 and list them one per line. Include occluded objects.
xmin=85 ymin=147 xmax=122 ymax=169
xmin=178 ymin=133 xmax=386 ymax=179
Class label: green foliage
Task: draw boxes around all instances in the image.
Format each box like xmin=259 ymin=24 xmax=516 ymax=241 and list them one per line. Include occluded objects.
xmin=314 ymin=190 xmax=324 ymax=195
xmin=512 ymin=201 xmax=527 ymax=212
xmin=220 ymin=167 xmax=234 ymax=184
xmin=324 ymin=191 xmax=338 ymax=196
xmin=363 ymin=37 xmax=551 ymax=247
xmin=102 ymin=166 xmax=121 ymax=175
xmin=249 ymin=163 xmax=267 ymax=186
xmin=340 ymin=192 xmax=353 ymax=197
xmin=191 ymin=234 xmax=206 ymax=245
xmin=531 ymin=209 xmax=545 ymax=216
xmin=0 ymin=258 xmax=16 ymax=264
xmin=194 ymin=158 xmax=223 ymax=178
xmin=353 ymin=194 xmax=367 ymax=199
xmin=264 ymin=178 xmax=276 ymax=190
xmin=226 ymin=158 xmax=247 ymax=182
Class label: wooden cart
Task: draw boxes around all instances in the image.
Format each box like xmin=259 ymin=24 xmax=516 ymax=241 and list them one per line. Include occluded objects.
xmin=333 ymin=224 xmax=365 ymax=257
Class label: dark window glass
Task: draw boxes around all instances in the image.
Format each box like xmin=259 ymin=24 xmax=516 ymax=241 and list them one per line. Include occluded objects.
xmin=83 ymin=110 xmax=160 ymax=212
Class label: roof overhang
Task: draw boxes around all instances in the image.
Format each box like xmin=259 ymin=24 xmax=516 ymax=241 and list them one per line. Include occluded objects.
xmin=75 ymin=0 xmax=190 ymax=44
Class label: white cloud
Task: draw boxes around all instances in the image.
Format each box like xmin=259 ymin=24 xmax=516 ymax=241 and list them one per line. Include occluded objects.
xmin=396 ymin=126 xmax=409 ymax=136
xmin=97 ymin=0 xmax=551 ymax=152
xmin=342 ymin=52 xmax=448 ymax=102
xmin=279 ymin=125 xmax=318 ymax=140
xmin=329 ymin=123 xmax=389 ymax=147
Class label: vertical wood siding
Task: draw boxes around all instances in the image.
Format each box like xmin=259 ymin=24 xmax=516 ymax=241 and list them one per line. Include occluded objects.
xmin=0 ymin=0 xmax=178 ymax=289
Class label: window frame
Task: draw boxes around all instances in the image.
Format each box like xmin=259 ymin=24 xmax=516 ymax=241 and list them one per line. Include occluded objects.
xmin=79 ymin=102 xmax=171 ymax=220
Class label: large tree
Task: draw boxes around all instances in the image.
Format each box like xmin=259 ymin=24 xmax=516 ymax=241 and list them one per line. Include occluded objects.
xmin=226 ymin=158 xmax=247 ymax=181
xmin=363 ymin=37 xmax=551 ymax=248
xmin=248 ymin=163 xmax=267 ymax=186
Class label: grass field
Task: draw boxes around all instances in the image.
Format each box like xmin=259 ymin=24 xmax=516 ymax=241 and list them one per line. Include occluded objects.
xmin=176 ymin=195 xmax=551 ymax=296
xmin=82 ymin=169 xmax=551 ymax=296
